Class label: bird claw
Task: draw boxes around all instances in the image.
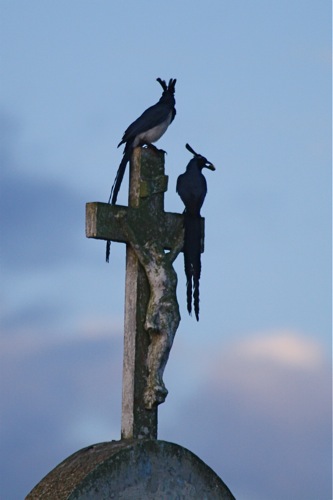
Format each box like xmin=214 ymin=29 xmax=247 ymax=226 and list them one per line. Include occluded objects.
xmin=143 ymin=144 xmax=167 ymax=155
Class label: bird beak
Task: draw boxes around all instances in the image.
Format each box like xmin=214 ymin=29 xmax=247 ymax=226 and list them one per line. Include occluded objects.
xmin=205 ymin=162 xmax=216 ymax=171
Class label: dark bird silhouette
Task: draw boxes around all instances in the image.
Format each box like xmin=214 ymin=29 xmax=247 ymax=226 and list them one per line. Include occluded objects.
xmin=176 ymin=143 xmax=215 ymax=320
xmin=106 ymin=78 xmax=176 ymax=262
xmin=109 ymin=78 xmax=177 ymax=206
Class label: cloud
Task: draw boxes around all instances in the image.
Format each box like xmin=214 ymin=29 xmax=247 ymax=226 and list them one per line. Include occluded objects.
xmin=0 ymin=111 xmax=88 ymax=272
xmin=203 ymin=330 xmax=329 ymax=424
xmin=160 ymin=330 xmax=331 ymax=500
xmin=0 ymin=312 xmax=123 ymax=359
xmin=228 ymin=330 xmax=323 ymax=369
xmin=74 ymin=314 xmax=124 ymax=341
xmin=1 ymin=323 xmax=330 ymax=500
xmin=0 ymin=167 xmax=85 ymax=270
xmin=0 ymin=320 xmax=123 ymax=499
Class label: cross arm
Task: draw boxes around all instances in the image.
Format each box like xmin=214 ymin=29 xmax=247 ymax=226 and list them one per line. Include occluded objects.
xmin=86 ymin=202 xmax=204 ymax=252
xmin=86 ymin=202 xmax=128 ymax=243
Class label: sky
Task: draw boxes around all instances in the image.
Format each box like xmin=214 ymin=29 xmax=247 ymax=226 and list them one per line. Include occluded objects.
xmin=0 ymin=1 xmax=331 ymax=499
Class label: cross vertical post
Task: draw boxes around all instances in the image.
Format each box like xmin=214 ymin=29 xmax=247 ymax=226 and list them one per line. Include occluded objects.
xmin=121 ymin=148 xmax=165 ymax=440
xmin=86 ymin=147 xmax=203 ymax=441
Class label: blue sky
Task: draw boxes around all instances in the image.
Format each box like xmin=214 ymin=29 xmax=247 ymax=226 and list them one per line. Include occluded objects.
xmin=0 ymin=1 xmax=331 ymax=499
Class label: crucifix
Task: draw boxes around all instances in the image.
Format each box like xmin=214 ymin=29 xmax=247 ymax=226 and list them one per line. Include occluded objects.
xmin=27 ymin=144 xmax=235 ymax=500
xmin=85 ymin=146 xmax=204 ymax=441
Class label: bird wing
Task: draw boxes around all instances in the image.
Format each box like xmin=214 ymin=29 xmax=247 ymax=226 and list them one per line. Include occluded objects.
xmin=118 ymin=101 xmax=174 ymax=147
xmin=176 ymin=172 xmax=207 ymax=216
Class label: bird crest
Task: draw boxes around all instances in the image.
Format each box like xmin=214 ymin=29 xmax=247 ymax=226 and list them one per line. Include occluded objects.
xmin=157 ymin=78 xmax=177 ymax=94
xmin=185 ymin=143 xmax=215 ymax=170
xmin=185 ymin=143 xmax=199 ymax=156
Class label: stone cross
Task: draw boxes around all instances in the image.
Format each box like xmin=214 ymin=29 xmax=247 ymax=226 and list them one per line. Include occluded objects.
xmin=27 ymin=147 xmax=236 ymax=500
xmin=86 ymin=147 xmax=198 ymax=440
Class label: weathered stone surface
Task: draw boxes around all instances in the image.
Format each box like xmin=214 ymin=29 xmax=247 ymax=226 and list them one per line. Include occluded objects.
xmin=26 ymin=439 xmax=235 ymax=499
xmin=86 ymin=148 xmax=186 ymax=439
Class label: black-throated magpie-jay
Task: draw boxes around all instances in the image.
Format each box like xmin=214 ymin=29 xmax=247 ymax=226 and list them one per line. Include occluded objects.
xmin=176 ymin=143 xmax=215 ymax=321
xmin=106 ymin=78 xmax=176 ymax=262
xmin=109 ymin=77 xmax=176 ymax=206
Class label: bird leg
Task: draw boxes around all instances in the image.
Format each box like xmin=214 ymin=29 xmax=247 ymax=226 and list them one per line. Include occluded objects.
xmin=143 ymin=143 xmax=167 ymax=155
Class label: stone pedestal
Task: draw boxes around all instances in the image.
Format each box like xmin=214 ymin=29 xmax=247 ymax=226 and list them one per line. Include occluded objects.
xmin=26 ymin=439 xmax=235 ymax=499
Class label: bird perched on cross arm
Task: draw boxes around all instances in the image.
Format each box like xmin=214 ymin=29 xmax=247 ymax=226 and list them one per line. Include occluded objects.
xmin=176 ymin=143 xmax=215 ymax=321
xmin=106 ymin=77 xmax=177 ymax=262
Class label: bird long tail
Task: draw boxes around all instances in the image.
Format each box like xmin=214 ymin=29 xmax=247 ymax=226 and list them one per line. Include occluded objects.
xmin=108 ymin=146 xmax=132 ymax=205
xmin=106 ymin=145 xmax=132 ymax=262
xmin=183 ymin=213 xmax=202 ymax=321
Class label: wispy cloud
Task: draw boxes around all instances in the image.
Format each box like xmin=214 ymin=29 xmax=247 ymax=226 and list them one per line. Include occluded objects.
xmin=161 ymin=329 xmax=331 ymax=500
xmin=228 ymin=330 xmax=324 ymax=369
xmin=0 ymin=313 xmax=123 ymax=358
xmin=1 ymin=322 xmax=330 ymax=500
